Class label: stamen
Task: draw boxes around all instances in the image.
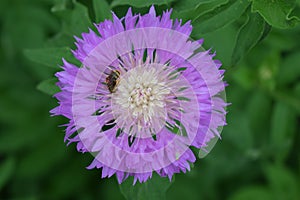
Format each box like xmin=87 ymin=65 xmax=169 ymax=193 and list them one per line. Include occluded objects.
xmin=112 ymin=65 xmax=171 ymax=137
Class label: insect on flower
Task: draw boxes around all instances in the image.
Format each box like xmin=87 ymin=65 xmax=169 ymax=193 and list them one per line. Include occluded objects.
xmin=105 ymin=70 xmax=121 ymax=93
xmin=51 ymin=6 xmax=228 ymax=184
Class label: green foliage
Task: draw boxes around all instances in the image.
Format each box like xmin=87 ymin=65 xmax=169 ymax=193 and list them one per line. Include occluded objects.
xmin=56 ymin=0 xmax=92 ymax=36
xmin=201 ymin=23 xmax=237 ymax=66
xmin=0 ymin=157 xmax=15 ymax=190
xmin=277 ymin=51 xmax=300 ymax=86
xmin=1 ymin=0 xmax=300 ymax=199
xmin=229 ymin=186 xmax=272 ymax=200
xmin=111 ymin=0 xmax=176 ymax=8
xmin=232 ymin=13 xmax=265 ymax=65
xmin=250 ymin=0 xmax=300 ymax=29
xmin=93 ymin=0 xmax=111 ymax=22
xmin=192 ymin=0 xmax=250 ymax=36
xmin=172 ymin=0 xmax=207 ymax=11
xmin=270 ymin=102 xmax=297 ymax=162
xmin=24 ymin=47 xmax=79 ymax=68
xmin=246 ymin=91 xmax=272 ymax=143
xmin=37 ymin=78 xmax=60 ymax=95
xmin=264 ymin=164 xmax=299 ymax=200
xmin=172 ymin=0 xmax=229 ymax=22
xmin=119 ymin=174 xmax=173 ymax=200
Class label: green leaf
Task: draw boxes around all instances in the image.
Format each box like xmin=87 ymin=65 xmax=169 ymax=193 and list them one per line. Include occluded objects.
xmin=264 ymin=29 xmax=298 ymax=51
xmin=172 ymin=0 xmax=207 ymax=11
xmin=258 ymin=51 xmax=280 ymax=91
xmin=232 ymin=12 xmax=265 ymax=65
xmin=57 ymin=0 xmax=92 ymax=36
xmin=173 ymin=0 xmax=229 ymax=23
xmin=277 ymin=51 xmax=300 ymax=86
xmin=294 ymin=82 xmax=300 ymax=98
xmin=119 ymin=173 xmax=173 ymax=200
xmin=193 ymin=0 xmax=230 ymax=19
xmin=221 ymin=111 xmax=253 ymax=152
xmin=15 ymin=137 xmax=66 ymax=179
xmin=93 ymin=0 xmax=111 ymax=23
xmin=173 ymin=0 xmax=228 ymax=12
xmin=192 ymin=0 xmax=250 ymax=36
xmin=24 ymin=47 xmax=79 ymax=68
xmin=201 ymin=23 xmax=237 ymax=67
xmin=250 ymin=0 xmax=300 ymax=29
xmin=270 ymin=102 xmax=297 ymax=162
xmin=111 ymin=0 xmax=176 ymax=8
xmin=264 ymin=164 xmax=299 ymax=200
xmin=0 ymin=157 xmax=15 ymax=190
xmin=231 ymin=64 xmax=256 ymax=89
xmin=272 ymin=89 xmax=300 ymax=114
xmin=228 ymin=186 xmax=272 ymax=200
xmin=51 ymin=0 xmax=70 ymax=12
xmin=259 ymin=23 xmax=272 ymax=42
xmin=37 ymin=78 xmax=60 ymax=95
xmin=246 ymin=91 xmax=272 ymax=145
xmin=46 ymin=32 xmax=75 ymax=47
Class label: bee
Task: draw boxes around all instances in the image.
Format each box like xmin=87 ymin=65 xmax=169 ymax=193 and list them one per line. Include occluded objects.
xmin=105 ymin=70 xmax=121 ymax=93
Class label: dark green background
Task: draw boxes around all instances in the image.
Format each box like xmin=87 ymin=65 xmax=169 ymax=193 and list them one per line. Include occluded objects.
xmin=0 ymin=0 xmax=299 ymax=199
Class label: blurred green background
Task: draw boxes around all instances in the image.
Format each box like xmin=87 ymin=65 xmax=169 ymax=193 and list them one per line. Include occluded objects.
xmin=0 ymin=0 xmax=299 ymax=199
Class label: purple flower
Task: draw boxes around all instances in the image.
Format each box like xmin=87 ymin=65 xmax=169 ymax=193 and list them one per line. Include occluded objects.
xmin=51 ymin=6 xmax=227 ymax=184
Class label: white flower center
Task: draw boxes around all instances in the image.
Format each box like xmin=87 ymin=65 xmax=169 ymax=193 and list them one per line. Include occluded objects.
xmin=111 ymin=64 xmax=171 ymax=138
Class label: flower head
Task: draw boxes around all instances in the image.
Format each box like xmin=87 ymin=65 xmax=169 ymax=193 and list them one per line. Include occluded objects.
xmin=51 ymin=6 xmax=227 ymax=184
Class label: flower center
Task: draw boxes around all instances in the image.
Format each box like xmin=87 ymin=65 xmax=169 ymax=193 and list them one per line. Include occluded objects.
xmin=111 ymin=64 xmax=170 ymax=138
